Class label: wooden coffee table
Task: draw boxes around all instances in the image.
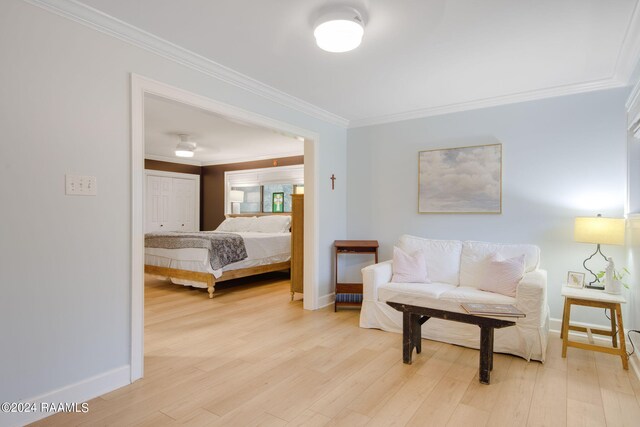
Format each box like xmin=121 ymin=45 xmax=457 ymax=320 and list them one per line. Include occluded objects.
xmin=386 ymin=296 xmax=517 ymax=384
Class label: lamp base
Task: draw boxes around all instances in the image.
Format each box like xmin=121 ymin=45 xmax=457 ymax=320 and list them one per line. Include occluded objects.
xmin=584 ymin=284 xmax=604 ymax=290
xmin=232 ymin=203 xmax=241 ymax=214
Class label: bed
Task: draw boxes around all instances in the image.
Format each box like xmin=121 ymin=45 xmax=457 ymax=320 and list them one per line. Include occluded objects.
xmin=144 ymin=214 xmax=293 ymax=298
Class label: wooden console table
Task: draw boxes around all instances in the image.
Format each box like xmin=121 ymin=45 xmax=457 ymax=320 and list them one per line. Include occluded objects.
xmin=334 ymin=240 xmax=378 ymax=311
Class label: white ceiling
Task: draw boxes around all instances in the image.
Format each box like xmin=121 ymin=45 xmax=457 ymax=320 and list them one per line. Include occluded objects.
xmin=144 ymin=94 xmax=303 ymax=165
xmin=78 ymin=0 xmax=639 ymax=126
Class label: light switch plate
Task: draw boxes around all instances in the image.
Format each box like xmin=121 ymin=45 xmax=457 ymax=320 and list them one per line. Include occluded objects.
xmin=66 ymin=174 xmax=97 ymax=196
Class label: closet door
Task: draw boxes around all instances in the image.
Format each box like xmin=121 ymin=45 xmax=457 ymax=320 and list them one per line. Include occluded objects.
xmin=172 ymin=177 xmax=197 ymax=231
xmin=146 ymin=176 xmax=172 ymax=232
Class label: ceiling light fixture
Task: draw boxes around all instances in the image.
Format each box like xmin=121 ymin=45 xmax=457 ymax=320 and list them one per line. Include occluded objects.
xmin=314 ymin=6 xmax=365 ymax=53
xmin=175 ymin=134 xmax=196 ymax=158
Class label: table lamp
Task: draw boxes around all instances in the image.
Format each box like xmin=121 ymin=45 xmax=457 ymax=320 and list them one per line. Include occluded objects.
xmin=229 ymin=190 xmax=244 ymax=214
xmin=574 ymin=214 xmax=625 ymax=289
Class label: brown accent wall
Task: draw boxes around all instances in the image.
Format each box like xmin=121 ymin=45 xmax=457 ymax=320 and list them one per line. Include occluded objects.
xmin=145 ymin=159 xmax=202 ymax=175
xmin=202 ymin=156 xmax=304 ymax=230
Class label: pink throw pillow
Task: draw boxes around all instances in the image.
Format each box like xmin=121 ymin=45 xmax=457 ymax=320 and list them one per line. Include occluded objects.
xmin=478 ymin=253 xmax=525 ymax=297
xmin=391 ymin=246 xmax=430 ymax=283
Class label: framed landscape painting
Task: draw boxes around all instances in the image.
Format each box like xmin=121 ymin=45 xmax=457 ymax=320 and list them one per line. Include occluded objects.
xmin=419 ymin=143 xmax=502 ymax=213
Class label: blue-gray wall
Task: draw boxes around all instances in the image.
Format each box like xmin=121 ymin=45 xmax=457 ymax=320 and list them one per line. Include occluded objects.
xmin=347 ymin=88 xmax=631 ymax=327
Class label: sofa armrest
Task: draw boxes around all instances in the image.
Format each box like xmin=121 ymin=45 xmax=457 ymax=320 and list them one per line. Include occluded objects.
xmin=516 ymin=269 xmax=548 ymax=326
xmin=362 ymin=260 xmax=393 ymax=302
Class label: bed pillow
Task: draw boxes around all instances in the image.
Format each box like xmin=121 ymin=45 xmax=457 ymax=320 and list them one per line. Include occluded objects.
xmin=249 ymin=215 xmax=291 ymax=233
xmin=391 ymin=246 xmax=430 ymax=284
xmin=216 ymin=216 xmax=256 ymax=232
xmin=477 ymin=253 xmax=525 ymax=297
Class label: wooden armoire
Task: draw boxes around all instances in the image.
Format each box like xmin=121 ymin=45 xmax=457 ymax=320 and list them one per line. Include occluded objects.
xmin=290 ymin=194 xmax=304 ymax=299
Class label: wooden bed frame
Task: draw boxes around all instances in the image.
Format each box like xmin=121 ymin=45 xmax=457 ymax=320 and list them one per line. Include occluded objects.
xmin=144 ymin=261 xmax=291 ymax=298
xmin=144 ymin=212 xmax=296 ymax=298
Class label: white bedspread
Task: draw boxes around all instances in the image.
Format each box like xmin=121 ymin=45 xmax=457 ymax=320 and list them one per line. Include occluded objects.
xmin=145 ymin=231 xmax=291 ymax=287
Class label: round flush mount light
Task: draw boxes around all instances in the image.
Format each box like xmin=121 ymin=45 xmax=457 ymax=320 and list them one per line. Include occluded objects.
xmin=175 ymin=134 xmax=196 ymax=158
xmin=314 ymin=6 xmax=365 ymax=53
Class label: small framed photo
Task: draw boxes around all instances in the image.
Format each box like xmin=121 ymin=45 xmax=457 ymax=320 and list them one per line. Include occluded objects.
xmin=567 ymin=271 xmax=585 ymax=288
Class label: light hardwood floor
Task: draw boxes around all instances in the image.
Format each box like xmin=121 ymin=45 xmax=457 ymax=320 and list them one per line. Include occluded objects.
xmin=32 ymin=275 xmax=640 ymax=427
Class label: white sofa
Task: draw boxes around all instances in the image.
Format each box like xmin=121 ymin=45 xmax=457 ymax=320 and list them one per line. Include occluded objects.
xmin=360 ymin=235 xmax=549 ymax=362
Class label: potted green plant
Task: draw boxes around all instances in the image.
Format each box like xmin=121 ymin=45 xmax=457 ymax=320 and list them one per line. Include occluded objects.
xmin=596 ymin=266 xmax=630 ymax=294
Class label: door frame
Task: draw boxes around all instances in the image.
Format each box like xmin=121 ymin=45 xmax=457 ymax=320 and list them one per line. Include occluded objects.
xmin=131 ymin=74 xmax=320 ymax=381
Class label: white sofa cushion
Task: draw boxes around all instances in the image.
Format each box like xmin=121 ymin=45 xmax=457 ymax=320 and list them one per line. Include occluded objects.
xmin=391 ymin=246 xmax=430 ymax=283
xmin=398 ymin=235 xmax=463 ymax=285
xmin=378 ymin=281 xmax=455 ymax=303
xmin=459 ymin=241 xmax=540 ymax=289
xmin=440 ymin=286 xmax=515 ymax=305
xmin=477 ymin=253 xmax=525 ymax=297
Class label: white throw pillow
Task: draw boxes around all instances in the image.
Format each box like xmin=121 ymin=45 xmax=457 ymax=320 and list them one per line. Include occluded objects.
xmin=477 ymin=253 xmax=525 ymax=297
xmin=391 ymin=246 xmax=430 ymax=284
xmin=216 ymin=216 xmax=256 ymax=232
xmin=249 ymin=215 xmax=291 ymax=233
xmin=397 ymin=235 xmax=462 ymax=285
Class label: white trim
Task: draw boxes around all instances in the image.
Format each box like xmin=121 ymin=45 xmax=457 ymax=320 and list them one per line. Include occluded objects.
xmin=549 ymin=316 xmax=628 ymax=339
xmin=349 ymin=78 xmax=626 ymax=128
xmin=3 ymin=366 xmax=130 ymax=427
xmin=200 ymin=151 xmax=304 ymax=166
xmin=145 ymin=154 xmax=202 ymax=167
xmin=23 ymin=0 xmax=349 ymax=128
xmin=131 ymin=74 xmax=322 ymax=379
xmin=21 ymin=0 xmax=640 ymax=131
xmin=144 ymin=169 xmax=200 ymax=179
xmin=318 ymin=292 xmax=336 ymax=309
xmin=626 ymin=76 xmax=640 ymax=111
xmin=614 ymin=0 xmax=640 ymax=83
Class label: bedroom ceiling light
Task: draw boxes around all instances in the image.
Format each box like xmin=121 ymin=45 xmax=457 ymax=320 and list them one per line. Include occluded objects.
xmin=175 ymin=134 xmax=196 ymax=158
xmin=314 ymin=7 xmax=365 ymax=53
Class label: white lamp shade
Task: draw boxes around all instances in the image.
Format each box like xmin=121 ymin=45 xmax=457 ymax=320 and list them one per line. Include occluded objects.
xmin=295 ymin=186 xmax=304 ymax=195
xmin=229 ymin=190 xmax=244 ymax=203
xmin=574 ymin=216 xmax=625 ymax=245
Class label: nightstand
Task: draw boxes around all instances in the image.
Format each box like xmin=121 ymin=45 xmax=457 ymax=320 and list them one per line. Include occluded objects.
xmin=561 ymin=286 xmax=628 ymax=369
xmin=334 ymin=240 xmax=379 ymax=311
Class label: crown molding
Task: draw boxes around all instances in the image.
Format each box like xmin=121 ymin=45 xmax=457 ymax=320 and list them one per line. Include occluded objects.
xmin=21 ymin=0 xmax=640 ymax=132
xmin=22 ymin=0 xmax=349 ymax=128
xmin=614 ymin=0 xmax=640 ymax=83
xmin=200 ymin=150 xmax=304 ymax=166
xmin=144 ymin=154 xmax=202 ymax=166
xmin=348 ymin=78 xmax=626 ymax=128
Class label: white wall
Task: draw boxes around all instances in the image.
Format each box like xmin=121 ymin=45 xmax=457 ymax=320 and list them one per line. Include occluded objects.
xmin=0 ymin=0 xmax=346 ymax=407
xmin=347 ymin=88 xmax=631 ymax=328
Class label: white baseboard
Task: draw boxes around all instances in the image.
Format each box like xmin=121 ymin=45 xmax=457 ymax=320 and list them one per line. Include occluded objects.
xmin=318 ymin=292 xmax=335 ymax=309
xmin=549 ymin=317 xmax=640 ymax=381
xmin=2 ymin=365 xmax=131 ymax=427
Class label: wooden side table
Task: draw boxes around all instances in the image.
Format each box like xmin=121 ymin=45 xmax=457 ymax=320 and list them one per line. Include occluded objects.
xmin=334 ymin=240 xmax=379 ymax=311
xmin=561 ymin=286 xmax=628 ymax=370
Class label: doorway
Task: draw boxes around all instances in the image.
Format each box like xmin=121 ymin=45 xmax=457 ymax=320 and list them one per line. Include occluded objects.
xmin=130 ymin=74 xmax=320 ymax=381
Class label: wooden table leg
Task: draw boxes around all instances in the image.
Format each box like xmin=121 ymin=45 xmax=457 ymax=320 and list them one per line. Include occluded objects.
xmin=489 ymin=327 xmax=495 ymax=371
xmin=561 ymin=298 xmax=571 ymax=358
xmin=560 ymin=299 xmax=566 ymax=339
xmin=614 ymin=304 xmax=628 ymax=370
xmin=411 ymin=314 xmax=422 ymax=354
xmin=479 ymin=326 xmax=492 ymax=384
xmin=403 ymin=311 xmax=414 ymax=364
xmin=610 ymin=306 xmax=618 ymax=348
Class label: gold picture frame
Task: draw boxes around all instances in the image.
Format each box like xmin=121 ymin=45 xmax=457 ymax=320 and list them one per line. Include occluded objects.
xmin=418 ymin=143 xmax=502 ymax=214
xmin=567 ymin=271 xmax=585 ymax=288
